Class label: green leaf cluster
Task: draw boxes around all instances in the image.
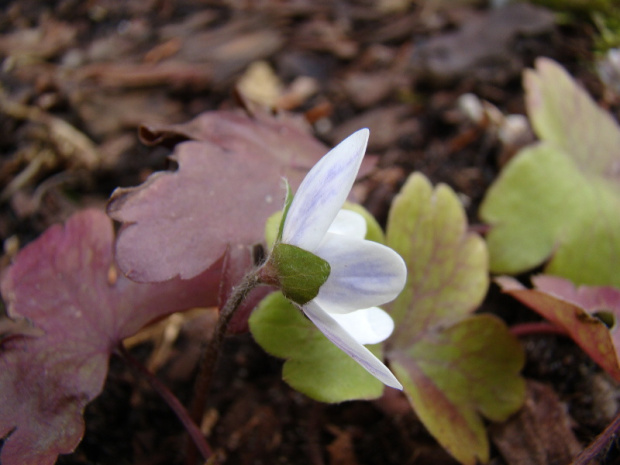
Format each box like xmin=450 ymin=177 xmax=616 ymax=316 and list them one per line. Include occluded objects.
xmin=529 ymin=0 xmax=620 ymax=51
xmin=480 ymin=58 xmax=620 ymax=287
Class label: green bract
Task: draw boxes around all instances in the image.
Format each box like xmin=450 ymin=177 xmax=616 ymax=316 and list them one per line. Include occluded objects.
xmin=269 ymin=243 xmax=331 ymax=305
xmin=276 ymin=180 xmax=294 ymax=243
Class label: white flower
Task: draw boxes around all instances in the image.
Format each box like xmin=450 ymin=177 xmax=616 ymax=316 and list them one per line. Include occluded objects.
xmin=276 ymin=128 xmax=406 ymax=389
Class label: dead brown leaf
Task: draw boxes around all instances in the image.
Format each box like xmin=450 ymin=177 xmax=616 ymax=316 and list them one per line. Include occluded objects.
xmin=0 ymin=16 xmax=76 ymax=61
xmin=490 ymin=381 xmax=585 ymax=465
xmin=341 ymin=71 xmax=398 ymax=108
xmin=410 ymin=3 xmax=555 ymax=84
xmin=0 ymin=90 xmax=100 ymax=169
xmin=330 ymin=105 xmax=416 ymax=151
xmin=326 ymin=426 xmax=360 ymax=465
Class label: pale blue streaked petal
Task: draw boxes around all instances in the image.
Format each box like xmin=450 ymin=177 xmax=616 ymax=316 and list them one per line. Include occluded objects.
xmin=281 ymin=129 xmax=369 ymax=252
xmin=303 ymin=300 xmax=402 ymax=389
xmin=330 ymin=307 xmax=395 ymax=345
xmin=327 ymin=209 xmax=367 ymax=239
xmin=313 ymin=233 xmax=407 ymax=314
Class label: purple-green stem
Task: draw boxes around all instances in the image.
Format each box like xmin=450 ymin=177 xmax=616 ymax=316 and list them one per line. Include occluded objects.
xmin=510 ymin=321 xmax=569 ymax=338
xmin=511 ymin=322 xmax=620 ymax=464
xmin=117 ymin=345 xmax=212 ymax=461
xmin=185 ymin=268 xmax=261 ymax=464
xmin=571 ymin=409 xmax=620 ymax=465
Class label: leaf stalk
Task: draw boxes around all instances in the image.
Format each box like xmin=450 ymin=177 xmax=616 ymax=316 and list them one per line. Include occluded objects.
xmin=186 ymin=268 xmax=261 ymax=464
xmin=117 ymin=345 xmax=213 ymax=462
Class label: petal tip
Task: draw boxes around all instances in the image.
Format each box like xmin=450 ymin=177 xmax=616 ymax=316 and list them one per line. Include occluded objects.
xmin=387 ymin=377 xmax=403 ymax=390
xmin=348 ymin=128 xmax=369 ymax=151
xmin=355 ymin=127 xmax=369 ymax=139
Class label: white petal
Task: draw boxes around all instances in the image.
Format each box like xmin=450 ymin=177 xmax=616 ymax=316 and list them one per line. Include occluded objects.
xmin=330 ymin=307 xmax=395 ymax=345
xmin=282 ymin=129 xmax=369 ymax=252
xmin=303 ymin=300 xmax=402 ymax=389
xmin=313 ymin=233 xmax=407 ymax=314
xmin=327 ymin=209 xmax=367 ymax=239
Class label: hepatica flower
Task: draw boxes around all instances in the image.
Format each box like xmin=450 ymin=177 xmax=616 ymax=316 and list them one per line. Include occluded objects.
xmin=258 ymin=129 xmax=406 ymax=389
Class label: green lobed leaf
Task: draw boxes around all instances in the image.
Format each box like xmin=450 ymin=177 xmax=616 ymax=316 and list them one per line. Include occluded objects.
xmin=480 ymin=58 xmax=620 ymax=287
xmin=341 ymin=202 xmax=386 ymax=244
xmin=385 ymin=173 xmax=525 ymax=465
xmin=391 ymin=315 xmax=524 ymax=465
xmin=527 ymin=58 xmax=620 ymax=166
xmin=249 ymin=292 xmax=384 ymax=403
xmin=386 ymin=173 xmax=488 ymax=342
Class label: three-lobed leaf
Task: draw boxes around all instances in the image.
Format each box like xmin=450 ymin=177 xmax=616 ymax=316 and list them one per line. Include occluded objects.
xmin=108 ymin=110 xmax=334 ymax=283
xmin=0 ymin=210 xmax=219 ymax=465
xmin=385 ymin=173 xmax=525 ymax=465
xmin=390 ymin=315 xmax=523 ymax=464
xmin=480 ymin=57 xmax=620 ymax=287
xmin=249 ymin=292 xmax=384 ymax=403
xmin=386 ymin=173 xmax=488 ymax=342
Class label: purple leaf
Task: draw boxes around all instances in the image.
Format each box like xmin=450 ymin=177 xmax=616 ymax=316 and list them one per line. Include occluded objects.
xmin=0 ymin=209 xmax=220 ymax=465
xmin=108 ymin=109 xmax=331 ymax=282
xmin=498 ymin=275 xmax=620 ymax=382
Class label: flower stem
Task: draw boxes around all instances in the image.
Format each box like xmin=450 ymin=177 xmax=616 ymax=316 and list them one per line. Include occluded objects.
xmin=189 ymin=269 xmax=261 ymax=423
xmin=117 ymin=344 xmax=212 ymax=461
xmin=571 ymin=409 xmax=620 ymax=465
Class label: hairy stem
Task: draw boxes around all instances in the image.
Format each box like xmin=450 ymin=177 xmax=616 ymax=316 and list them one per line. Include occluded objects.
xmin=117 ymin=345 xmax=212 ymax=461
xmin=189 ymin=269 xmax=261 ymax=423
xmin=571 ymin=409 xmax=620 ymax=465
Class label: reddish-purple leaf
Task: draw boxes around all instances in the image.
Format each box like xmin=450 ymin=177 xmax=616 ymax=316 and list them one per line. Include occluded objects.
xmin=0 ymin=209 xmax=221 ymax=465
xmin=533 ymin=275 xmax=620 ymax=312
xmin=107 ymin=109 xmax=330 ymax=282
xmin=497 ymin=275 xmax=620 ymax=382
xmin=0 ymin=317 xmax=43 ymax=344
